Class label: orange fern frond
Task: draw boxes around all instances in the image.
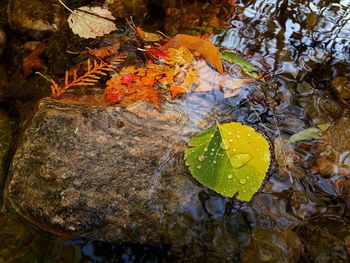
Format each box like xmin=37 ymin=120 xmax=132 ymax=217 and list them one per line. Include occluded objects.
xmin=51 ymin=59 xmax=115 ymax=98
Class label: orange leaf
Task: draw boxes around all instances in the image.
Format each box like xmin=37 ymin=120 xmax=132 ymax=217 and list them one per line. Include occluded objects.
xmin=170 ymin=86 xmax=186 ymax=98
xmin=165 ymin=34 xmax=223 ymax=74
xmin=105 ymin=74 xmax=160 ymax=109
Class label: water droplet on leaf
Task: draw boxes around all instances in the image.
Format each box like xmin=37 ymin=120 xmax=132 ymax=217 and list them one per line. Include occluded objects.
xmin=230 ymin=153 xmax=252 ymax=168
xmin=227 ymin=174 xmax=233 ymax=179
xmin=239 ymin=178 xmax=247 ymax=184
xmin=198 ymin=155 xmax=206 ymax=162
xmin=220 ymin=141 xmax=230 ymax=150
xmin=196 ymin=165 xmax=202 ymax=169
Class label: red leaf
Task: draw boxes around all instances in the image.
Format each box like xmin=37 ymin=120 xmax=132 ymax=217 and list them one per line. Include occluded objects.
xmin=120 ymin=73 xmax=139 ymax=85
xmin=105 ymin=74 xmax=161 ymax=109
xmin=144 ymin=48 xmax=169 ymax=59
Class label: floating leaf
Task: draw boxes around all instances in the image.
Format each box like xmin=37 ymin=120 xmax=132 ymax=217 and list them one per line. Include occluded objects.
xmin=287 ymin=123 xmax=330 ymax=144
xmin=220 ymin=50 xmax=261 ymax=79
xmin=67 ymin=6 xmax=117 ymax=39
xmin=185 ymin=122 xmax=271 ymax=201
xmin=165 ymin=34 xmax=223 ymax=74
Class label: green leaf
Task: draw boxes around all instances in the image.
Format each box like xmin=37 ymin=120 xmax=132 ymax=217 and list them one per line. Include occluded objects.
xmin=185 ymin=122 xmax=271 ymax=201
xmin=287 ymin=124 xmax=330 ymax=144
xmin=220 ymin=50 xmax=261 ymax=79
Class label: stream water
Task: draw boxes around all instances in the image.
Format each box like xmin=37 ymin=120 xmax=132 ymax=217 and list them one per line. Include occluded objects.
xmin=1 ymin=0 xmax=350 ymax=262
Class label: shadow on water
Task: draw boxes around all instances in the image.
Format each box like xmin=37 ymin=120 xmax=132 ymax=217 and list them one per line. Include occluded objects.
xmin=2 ymin=0 xmax=350 ymax=262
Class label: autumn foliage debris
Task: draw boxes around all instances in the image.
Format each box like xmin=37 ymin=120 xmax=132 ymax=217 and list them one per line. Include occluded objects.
xmin=44 ymin=30 xmax=258 ymax=109
xmin=50 ymin=59 xmax=115 ymax=98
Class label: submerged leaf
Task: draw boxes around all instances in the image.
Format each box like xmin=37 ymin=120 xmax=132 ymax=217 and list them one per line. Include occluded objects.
xmin=165 ymin=34 xmax=223 ymax=74
xmin=287 ymin=124 xmax=330 ymax=144
xmin=185 ymin=122 xmax=271 ymax=201
xmin=194 ymin=60 xmax=252 ymax=96
xmin=23 ymin=41 xmax=47 ymax=78
xmin=220 ymin=50 xmax=261 ymax=79
xmin=68 ymin=6 xmax=117 ymax=39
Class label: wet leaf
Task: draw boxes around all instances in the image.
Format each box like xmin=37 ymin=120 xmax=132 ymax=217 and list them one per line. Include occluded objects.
xmin=67 ymin=6 xmax=117 ymax=39
xmin=165 ymin=34 xmax=223 ymax=74
xmin=288 ymin=124 xmax=330 ymax=144
xmin=22 ymin=41 xmax=47 ymax=78
xmin=185 ymin=122 xmax=271 ymax=201
xmin=220 ymin=50 xmax=261 ymax=79
xmin=194 ymin=60 xmax=252 ymax=96
xmin=274 ymin=137 xmax=297 ymax=170
xmin=105 ymin=71 xmax=161 ymax=109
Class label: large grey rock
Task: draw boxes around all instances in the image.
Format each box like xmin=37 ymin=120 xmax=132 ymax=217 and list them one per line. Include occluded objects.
xmin=6 ymin=97 xmax=234 ymax=243
xmin=7 ymin=0 xmax=61 ymax=38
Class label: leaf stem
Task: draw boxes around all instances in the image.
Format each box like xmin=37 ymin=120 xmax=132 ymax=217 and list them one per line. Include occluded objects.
xmin=57 ymin=0 xmax=74 ymax=13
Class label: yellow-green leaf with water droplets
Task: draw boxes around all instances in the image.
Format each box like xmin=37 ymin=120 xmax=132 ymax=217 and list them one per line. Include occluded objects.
xmin=185 ymin=122 xmax=271 ymax=201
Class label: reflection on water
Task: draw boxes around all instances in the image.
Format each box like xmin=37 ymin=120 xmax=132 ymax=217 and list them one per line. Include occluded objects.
xmin=2 ymin=0 xmax=350 ymax=262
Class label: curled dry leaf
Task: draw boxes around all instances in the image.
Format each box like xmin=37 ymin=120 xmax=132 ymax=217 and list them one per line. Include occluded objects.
xmin=165 ymin=34 xmax=223 ymax=74
xmin=68 ymin=6 xmax=117 ymax=39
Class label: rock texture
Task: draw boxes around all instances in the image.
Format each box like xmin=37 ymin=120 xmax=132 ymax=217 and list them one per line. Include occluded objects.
xmin=5 ymin=96 xmax=221 ymax=239
xmin=7 ymin=0 xmax=61 ymax=38
xmin=4 ymin=95 xmax=278 ymax=260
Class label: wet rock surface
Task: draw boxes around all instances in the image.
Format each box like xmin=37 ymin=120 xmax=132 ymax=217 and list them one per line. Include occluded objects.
xmin=5 ymin=97 xmax=217 ymax=244
xmin=7 ymin=0 xmax=62 ymax=38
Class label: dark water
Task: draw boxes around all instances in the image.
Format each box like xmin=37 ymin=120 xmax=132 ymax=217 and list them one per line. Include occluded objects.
xmin=1 ymin=0 xmax=350 ymax=262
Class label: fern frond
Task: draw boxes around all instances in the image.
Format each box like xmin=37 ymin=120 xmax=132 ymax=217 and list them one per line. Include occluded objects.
xmin=51 ymin=59 xmax=115 ymax=98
